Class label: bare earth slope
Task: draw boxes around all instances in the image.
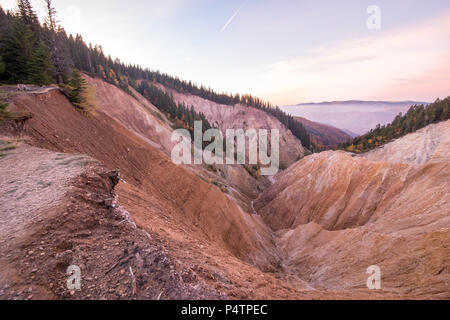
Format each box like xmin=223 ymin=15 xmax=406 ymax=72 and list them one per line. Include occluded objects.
xmin=159 ymin=85 xmax=305 ymax=169
xmin=1 ymin=81 xmax=447 ymax=299
xmin=362 ymin=121 xmax=450 ymax=165
xmin=255 ymin=121 xmax=450 ymax=297
xmin=0 ymin=142 xmax=224 ymax=300
xmin=85 ymin=76 xmax=175 ymax=154
xmin=2 ymin=86 xmax=364 ymax=300
xmin=6 ymin=87 xmax=283 ymax=264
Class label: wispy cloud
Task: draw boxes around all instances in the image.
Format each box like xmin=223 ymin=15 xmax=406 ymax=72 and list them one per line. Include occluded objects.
xmin=252 ymin=11 xmax=450 ymax=104
xmin=220 ymin=3 xmax=244 ymax=32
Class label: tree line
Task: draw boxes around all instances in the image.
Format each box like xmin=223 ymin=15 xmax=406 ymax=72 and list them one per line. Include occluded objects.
xmin=0 ymin=1 xmax=312 ymax=150
xmin=0 ymin=1 xmax=54 ymax=85
xmin=137 ymin=80 xmax=211 ymax=140
xmin=128 ymin=67 xmax=312 ymax=150
xmin=338 ymin=97 xmax=450 ymax=153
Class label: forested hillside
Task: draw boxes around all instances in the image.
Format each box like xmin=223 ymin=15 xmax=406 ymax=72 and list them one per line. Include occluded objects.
xmin=137 ymin=80 xmax=211 ymax=138
xmin=294 ymin=116 xmax=352 ymax=150
xmin=339 ymin=97 xmax=450 ymax=153
xmin=0 ymin=1 xmax=312 ymax=150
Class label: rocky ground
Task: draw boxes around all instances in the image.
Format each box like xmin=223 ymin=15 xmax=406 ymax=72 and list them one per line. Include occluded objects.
xmin=0 ymin=82 xmax=448 ymax=300
xmin=255 ymin=121 xmax=450 ymax=298
xmin=0 ymin=141 xmax=224 ymax=300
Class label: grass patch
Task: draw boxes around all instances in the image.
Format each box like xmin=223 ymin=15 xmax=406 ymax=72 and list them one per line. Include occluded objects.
xmin=243 ymin=164 xmax=261 ymax=179
xmin=59 ymin=160 xmax=74 ymax=166
xmin=17 ymin=192 xmax=28 ymax=200
xmin=212 ymin=180 xmax=228 ymax=194
xmin=151 ymin=110 xmax=165 ymax=122
xmin=0 ymin=145 xmax=16 ymax=152
xmin=0 ymin=90 xmax=15 ymax=101
xmin=38 ymin=181 xmax=53 ymax=188
xmin=54 ymin=154 xmax=67 ymax=161
xmin=74 ymin=160 xmax=89 ymax=167
xmin=196 ymin=174 xmax=228 ymax=194
xmin=38 ymin=164 xmax=54 ymax=171
xmin=58 ymin=155 xmax=88 ymax=166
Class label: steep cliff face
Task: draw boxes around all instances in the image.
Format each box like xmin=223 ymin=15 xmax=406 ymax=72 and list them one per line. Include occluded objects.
xmin=0 ymin=142 xmax=225 ymax=300
xmin=362 ymin=121 xmax=450 ymax=165
xmin=85 ymin=75 xmax=175 ymax=154
xmin=254 ymin=120 xmax=450 ymax=297
xmin=5 ymin=88 xmax=280 ymax=270
xmin=275 ymin=221 xmax=449 ymax=297
xmin=255 ymin=150 xmax=449 ymax=232
xmin=158 ymin=85 xmax=306 ymax=169
xmin=2 ymin=80 xmax=448 ymax=299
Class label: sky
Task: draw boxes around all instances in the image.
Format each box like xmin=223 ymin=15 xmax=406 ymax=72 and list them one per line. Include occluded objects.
xmin=2 ymin=0 xmax=450 ymax=105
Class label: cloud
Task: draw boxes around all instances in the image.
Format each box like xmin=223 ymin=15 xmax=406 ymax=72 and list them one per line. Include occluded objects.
xmin=254 ymin=11 xmax=450 ymax=104
xmin=60 ymin=5 xmax=82 ymax=34
xmin=143 ymin=0 xmax=191 ymax=22
xmin=0 ymin=0 xmax=17 ymax=12
xmin=221 ymin=3 xmax=244 ymax=32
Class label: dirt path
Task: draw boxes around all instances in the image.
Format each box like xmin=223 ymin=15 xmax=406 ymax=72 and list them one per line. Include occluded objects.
xmin=0 ymin=85 xmax=57 ymax=95
xmin=0 ymin=142 xmax=89 ymax=243
xmin=0 ymin=140 xmax=225 ymax=300
xmin=0 ymin=140 xmax=93 ymax=299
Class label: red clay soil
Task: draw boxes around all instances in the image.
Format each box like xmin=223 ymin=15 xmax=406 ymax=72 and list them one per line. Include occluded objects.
xmin=0 ymin=145 xmax=223 ymax=300
xmin=0 ymin=89 xmax=307 ymax=299
xmin=0 ymin=87 xmax=418 ymax=300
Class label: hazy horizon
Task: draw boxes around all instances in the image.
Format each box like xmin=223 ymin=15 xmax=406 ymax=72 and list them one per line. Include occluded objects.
xmin=2 ymin=0 xmax=449 ymax=105
xmin=280 ymin=100 xmax=426 ymax=134
xmin=287 ymin=99 xmax=431 ymax=106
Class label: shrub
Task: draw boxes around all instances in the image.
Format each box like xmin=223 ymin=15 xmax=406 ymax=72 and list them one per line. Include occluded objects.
xmin=67 ymin=70 xmax=98 ymax=116
xmin=0 ymin=98 xmax=10 ymax=123
xmin=77 ymin=82 xmax=98 ymax=116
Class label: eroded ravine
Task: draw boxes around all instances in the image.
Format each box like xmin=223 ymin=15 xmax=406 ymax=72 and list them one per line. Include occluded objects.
xmin=252 ymin=121 xmax=450 ymax=297
xmin=2 ymin=83 xmax=448 ymax=299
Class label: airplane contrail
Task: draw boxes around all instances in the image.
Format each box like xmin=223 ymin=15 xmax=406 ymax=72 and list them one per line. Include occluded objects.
xmin=220 ymin=4 xmax=244 ymax=32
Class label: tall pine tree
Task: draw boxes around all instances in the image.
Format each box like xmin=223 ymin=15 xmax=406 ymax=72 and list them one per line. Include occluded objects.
xmin=68 ymin=69 xmax=87 ymax=105
xmin=0 ymin=56 xmax=5 ymax=75
xmin=2 ymin=17 xmax=35 ymax=83
xmin=17 ymin=0 xmax=38 ymax=26
xmin=28 ymin=41 xmax=53 ymax=85
xmin=3 ymin=16 xmax=53 ymax=85
xmin=43 ymin=0 xmax=71 ymax=83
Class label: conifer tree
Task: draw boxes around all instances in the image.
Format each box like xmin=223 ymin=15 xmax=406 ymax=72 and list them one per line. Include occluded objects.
xmin=0 ymin=95 xmax=9 ymax=122
xmin=0 ymin=56 xmax=5 ymax=75
xmin=0 ymin=6 xmax=8 ymax=29
xmin=0 ymin=100 xmax=7 ymax=112
xmin=17 ymin=0 xmax=38 ymax=26
xmin=2 ymin=17 xmax=35 ymax=83
xmin=28 ymin=41 xmax=53 ymax=85
xmin=3 ymin=17 xmax=53 ymax=85
xmin=43 ymin=0 xmax=71 ymax=83
xmin=68 ymin=69 xmax=87 ymax=105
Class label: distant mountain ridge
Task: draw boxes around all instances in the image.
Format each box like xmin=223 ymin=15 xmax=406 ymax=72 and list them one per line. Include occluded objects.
xmin=280 ymin=100 xmax=431 ymax=135
xmin=294 ymin=100 xmax=429 ymax=106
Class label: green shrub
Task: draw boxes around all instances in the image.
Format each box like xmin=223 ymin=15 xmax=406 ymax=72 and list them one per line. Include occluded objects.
xmin=67 ymin=70 xmax=98 ymax=116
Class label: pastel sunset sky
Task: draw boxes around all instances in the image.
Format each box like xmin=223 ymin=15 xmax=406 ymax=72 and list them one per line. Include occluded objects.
xmin=2 ymin=0 xmax=449 ymax=104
